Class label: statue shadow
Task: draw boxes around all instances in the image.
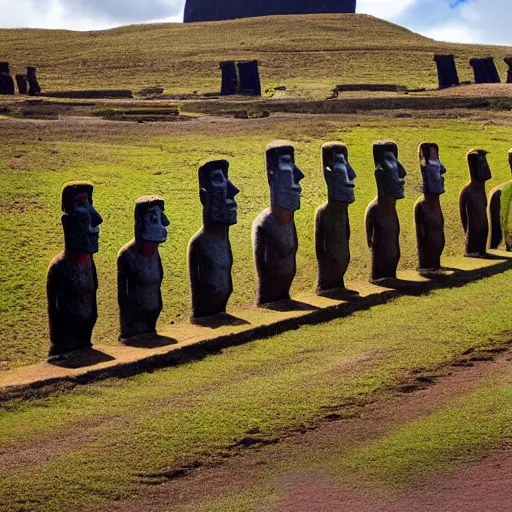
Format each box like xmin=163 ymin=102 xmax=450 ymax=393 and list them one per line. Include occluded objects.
xmin=48 ymin=348 xmax=115 ymax=369
xmin=260 ymin=299 xmax=320 ymax=313
xmin=418 ymin=268 xmax=456 ymax=281
xmin=122 ymin=334 xmax=178 ymax=349
xmin=371 ymin=277 xmax=428 ymax=293
xmin=190 ymin=313 xmax=251 ymax=330
xmin=317 ymin=288 xmax=361 ymax=301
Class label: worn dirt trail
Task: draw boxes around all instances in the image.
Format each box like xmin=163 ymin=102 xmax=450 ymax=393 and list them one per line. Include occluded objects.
xmin=93 ymin=350 xmax=512 ymax=512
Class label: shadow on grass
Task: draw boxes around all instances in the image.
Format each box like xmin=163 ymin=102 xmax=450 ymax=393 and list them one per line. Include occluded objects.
xmin=122 ymin=334 xmax=179 ymax=349
xmin=317 ymin=288 xmax=361 ymax=301
xmin=260 ymin=299 xmax=321 ymax=313
xmin=48 ymin=348 xmax=115 ymax=369
xmin=190 ymin=314 xmax=250 ymax=330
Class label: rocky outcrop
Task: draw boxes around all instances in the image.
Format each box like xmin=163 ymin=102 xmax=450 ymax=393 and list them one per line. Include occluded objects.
xmin=184 ymin=0 xmax=356 ymax=23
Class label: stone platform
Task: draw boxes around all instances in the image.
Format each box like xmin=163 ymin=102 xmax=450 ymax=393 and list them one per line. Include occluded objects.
xmin=1 ymin=252 xmax=511 ymax=400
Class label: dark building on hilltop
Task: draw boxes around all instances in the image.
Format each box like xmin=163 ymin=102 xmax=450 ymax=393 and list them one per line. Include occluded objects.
xmin=184 ymin=0 xmax=357 ymax=23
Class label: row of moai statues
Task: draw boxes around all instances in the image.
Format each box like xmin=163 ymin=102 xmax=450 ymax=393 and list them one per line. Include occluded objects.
xmin=47 ymin=142 xmax=512 ymax=358
xmin=434 ymin=54 xmax=512 ymax=89
xmin=0 ymin=62 xmax=41 ymax=95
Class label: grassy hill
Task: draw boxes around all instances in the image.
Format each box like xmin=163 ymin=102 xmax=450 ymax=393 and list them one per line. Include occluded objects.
xmin=0 ymin=14 xmax=510 ymax=97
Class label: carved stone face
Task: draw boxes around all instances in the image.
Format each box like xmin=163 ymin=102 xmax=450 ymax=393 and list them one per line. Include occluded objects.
xmin=137 ymin=204 xmax=169 ymax=243
xmin=201 ymin=163 xmax=239 ymax=226
xmin=323 ymin=145 xmax=356 ymax=203
xmin=270 ymin=151 xmax=304 ymax=212
xmin=421 ymin=144 xmax=446 ymax=195
xmin=508 ymin=150 xmax=512 ymax=173
xmin=62 ymin=190 xmax=103 ymax=254
xmin=468 ymin=151 xmax=491 ymax=183
xmin=375 ymin=150 xmax=406 ymax=199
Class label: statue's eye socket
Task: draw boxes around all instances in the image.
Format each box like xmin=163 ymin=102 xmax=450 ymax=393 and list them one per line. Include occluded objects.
xmin=150 ymin=212 xmax=158 ymax=224
xmin=212 ymin=172 xmax=224 ymax=183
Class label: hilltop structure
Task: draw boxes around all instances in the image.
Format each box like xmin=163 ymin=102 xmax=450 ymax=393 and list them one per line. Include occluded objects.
xmin=184 ymin=0 xmax=356 ymax=23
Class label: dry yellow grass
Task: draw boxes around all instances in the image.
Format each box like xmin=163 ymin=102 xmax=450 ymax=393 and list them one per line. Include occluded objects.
xmin=0 ymin=14 xmax=510 ymax=97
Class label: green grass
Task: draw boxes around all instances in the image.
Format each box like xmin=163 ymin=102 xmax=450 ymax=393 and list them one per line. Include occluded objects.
xmin=0 ymin=14 xmax=510 ymax=97
xmin=170 ymin=366 xmax=512 ymax=512
xmin=0 ymin=270 xmax=511 ymax=511
xmin=1 ymin=115 xmax=512 ymax=368
xmin=338 ymin=372 xmax=512 ymax=489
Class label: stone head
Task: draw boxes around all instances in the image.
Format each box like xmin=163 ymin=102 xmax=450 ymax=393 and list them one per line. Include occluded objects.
xmin=134 ymin=196 xmax=169 ymax=244
xmin=266 ymin=141 xmax=304 ymax=212
xmin=373 ymin=141 xmax=406 ymax=199
xmin=199 ymin=159 xmax=239 ymax=226
xmin=419 ymin=142 xmax=446 ymax=195
xmin=321 ymin=142 xmax=356 ymax=203
xmin=508 ymin=149 xmax=512 ymax=173
xmin=467 ymin=149 xmax=491 ymax=183
xmin=61 ymin=182 xmax=103 ymax=254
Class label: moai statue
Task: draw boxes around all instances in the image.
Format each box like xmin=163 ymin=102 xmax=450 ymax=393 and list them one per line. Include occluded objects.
xmin=47 ymin=182 xmax=103 ymax=358
xmin=0 ymin=62 xmax=15 ymax=95
xmin=252 ymin=141 xmax=304 ymax=305
xmin=459 ymin=149 xmax=492 ymax=258
xmin=27 ymin=67 xmax=41 ymax=96
xmin=365 ymin=141 xmax=407 ymax=283
xmin=415 ymin=143 xmax=446 ymax=271
xmin=117 ymin=196 xmax=169 ymax=340
xmin=505 ymin=57 xmax=512 ymax=84
xmin=15 ymin=74 xmax=28 ymax=95
xmin=315 ymin=142 xmax=356 ymax=294
xmin=488 ymin=149 xmax=512 ymax=251
xmin=188 ymin=160 xmax=239 ymax=320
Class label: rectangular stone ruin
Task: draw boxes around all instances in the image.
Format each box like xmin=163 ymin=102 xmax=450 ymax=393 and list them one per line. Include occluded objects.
xmin=469 ymin=58 xmax=492 ymax=84
xmin=220 ymin=61 xmax=238 ymax=96
xmin=236 ymin=60 xmax=261 ymax=96
xmin=27 ymin=66 xmax=41 ymax=96
xmin=0 ymin=61 xmax=15 ymax=95
xmin=433 ymin=54 xmax=459 ymax=89
xmin=15 ymin=74 xmax=28 ymax=95
xmin=482 ymin=57 xmax=501 ymax=83
xmin=505 ymin=57 xmax=512 ymax=84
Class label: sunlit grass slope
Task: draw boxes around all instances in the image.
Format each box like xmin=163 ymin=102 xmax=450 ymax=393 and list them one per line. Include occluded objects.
xmin=0 ymin=14 xmax=510 ymax=96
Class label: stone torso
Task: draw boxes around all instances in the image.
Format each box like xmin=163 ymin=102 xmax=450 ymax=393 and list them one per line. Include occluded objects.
xmin=460 ymin=184 xmax=488 ymax=256
xmin=52 ymin=254 xmax=97 ymax=320
xmin=489 ymin=180 xmax=512 ymax=251
xmin=192 ymin=232 xmax=232 ymax=300
xmin=315 ymin=203 xmax=350 ymax=291
xmin=188 ymin=228 xmax=234 ymax=319
xmin=366 ymin=198 xmax=400 ymax=281
xmin=252 ymin=209 xmax=298 ymax=304
xmin=119 ymin=242 xmax=163 ymax=312
xmin=255 ymin=209 xmax=297 ymax=276
xmin=415 ymin=197 xmax=445 ymax=270
xmin=47 ymin=251 xmax=98 ymax=355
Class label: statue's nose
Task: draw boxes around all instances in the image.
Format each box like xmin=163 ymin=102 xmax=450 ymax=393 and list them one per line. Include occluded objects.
xmin=228 ymin=180 xmax=240 ymax=198
xmin=89 ymin=205 xmax=103 ymax=227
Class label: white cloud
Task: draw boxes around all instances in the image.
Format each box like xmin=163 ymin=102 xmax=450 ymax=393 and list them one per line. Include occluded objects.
xmin=0 ymin=0 xmax=183 ymax=30
xmin=357 ymin=0 xmax=416 ymax=19
xmin=382 ymin=0 xmax=512 ymax=45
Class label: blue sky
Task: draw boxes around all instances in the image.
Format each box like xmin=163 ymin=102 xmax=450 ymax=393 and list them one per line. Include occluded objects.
xmin=0 ymin=0 xmax=510 ymax=46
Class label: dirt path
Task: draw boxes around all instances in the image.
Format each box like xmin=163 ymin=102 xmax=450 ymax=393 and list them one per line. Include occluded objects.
xmin=273 ymin=451 xmax=512 ymax=512
xmin=94 ymin=350 xmax=512 ymax=512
